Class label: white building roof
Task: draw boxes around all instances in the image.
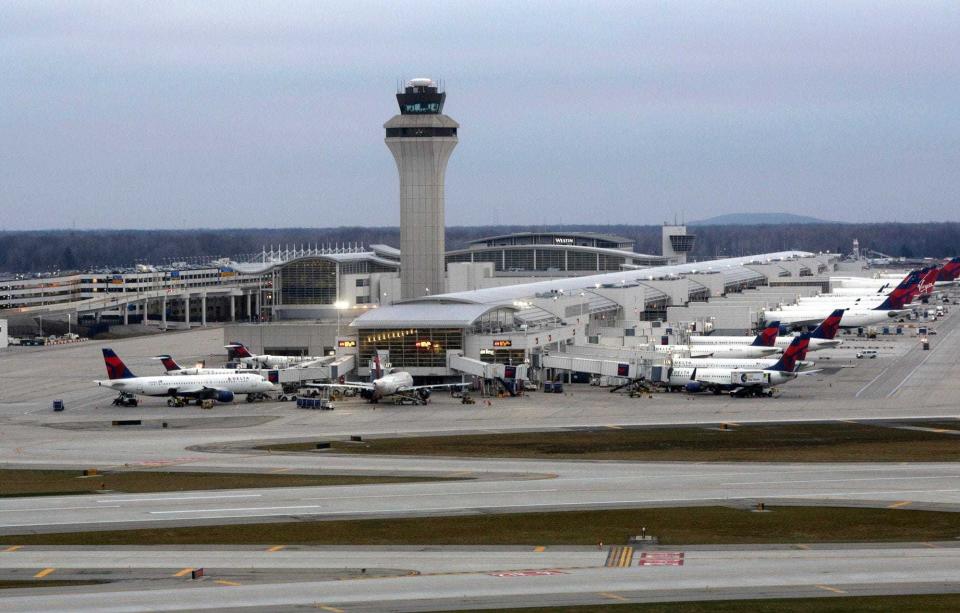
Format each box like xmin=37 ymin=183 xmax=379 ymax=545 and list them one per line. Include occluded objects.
xmin=405 ymin=251 xmax=812 ymax=306
xmin=349 ymin=303 xmax=513 ymax=329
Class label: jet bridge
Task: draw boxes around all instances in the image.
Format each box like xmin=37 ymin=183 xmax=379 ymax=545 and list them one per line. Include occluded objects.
xmin=447 ymin=352 xmax=529 ymax=380
xmin=541 ymin=354 xmax=644 ymax=379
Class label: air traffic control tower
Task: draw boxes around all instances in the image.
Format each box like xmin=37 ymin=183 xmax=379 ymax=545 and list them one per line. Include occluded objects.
xmin=385 ymin=78 xmax=459 ymax=300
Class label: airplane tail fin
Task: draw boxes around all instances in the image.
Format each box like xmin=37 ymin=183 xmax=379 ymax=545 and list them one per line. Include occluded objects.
xmin=766 ymin=334 xmax=810 ymax=373
xmin=102 ymin=348 xmax=136 ymax=380
xmin=371 ymin=352 xmax=384 ymax=380
xmin=751 ymin=321 xmax=780 ymax=347
xmin=874 ymin=270 xmax=921 ymax=310
xmin=811 ymin=309 xmax=844 ymax=340
xmin=155 ymin=355 xmax=181 ymax=372
xmin=939 ymin=257 xmax=960 ymax=282
xmin=226 ymin=342 xmax=254 ymax=358
xmin=917 ymin=266 xmax=940 ymax=298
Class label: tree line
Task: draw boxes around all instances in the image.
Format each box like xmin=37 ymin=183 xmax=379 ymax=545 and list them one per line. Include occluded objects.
xmin=1 ymin=223 xmax=957 ymax=274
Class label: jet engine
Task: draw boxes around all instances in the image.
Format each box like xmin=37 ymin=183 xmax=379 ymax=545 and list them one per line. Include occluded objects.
xmin=417 ymin=389 xmax=432 ymax=401
xmin=684 ymin=381 xmax=704 ymax=393
xmin=215 ymin=390 xmax=235 ymax=403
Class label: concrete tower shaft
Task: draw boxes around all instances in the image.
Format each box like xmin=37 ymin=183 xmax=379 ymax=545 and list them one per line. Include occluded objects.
xmin=385 ymin=80 xmax=458 ymax=300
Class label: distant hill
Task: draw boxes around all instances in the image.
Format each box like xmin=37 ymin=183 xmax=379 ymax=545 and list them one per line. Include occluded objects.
xmin=690 ymin=213 xmax=832 ymax=226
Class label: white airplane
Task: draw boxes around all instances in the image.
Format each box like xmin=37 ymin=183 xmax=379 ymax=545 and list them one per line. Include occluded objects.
xmin=798 ymin=267 xmax=937 ymax=305
xmin=225 ymin=342 xmax=328 ymax=368
xmin=672 ymin=332 xmax=815 ymax=372
xmin=765 ymin=271 xmax=922 ymax=328
xmin=691 ymin=310 xmax=844 ymax=352
xmin=97 ymin=349 xmax=275 ymax=406
xmin=154 ymin=355 xmax=242 ymax=376
xmin=306 ymin=355 xmax=467 ymax=404
xmin=667 ymin=335 xmax=811 ymax=397
xmin=653 ymin=344 xmax=780 ymax=359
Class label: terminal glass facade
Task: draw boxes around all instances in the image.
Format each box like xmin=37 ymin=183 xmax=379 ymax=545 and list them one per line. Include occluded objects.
xmin=279 ymin=258 xmax=337 ymax=305
xmin=359 ymin=328 xmax=464 ymax=369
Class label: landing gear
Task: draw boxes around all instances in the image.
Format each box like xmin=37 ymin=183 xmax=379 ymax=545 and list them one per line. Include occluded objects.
xmin=166 ymin=397 xmax=187 ymax=408
xmin=245 ymin=393 xmax=267 ymax=403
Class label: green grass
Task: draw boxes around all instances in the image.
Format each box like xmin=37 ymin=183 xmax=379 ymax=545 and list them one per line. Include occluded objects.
xmin=5 ymin=506 xmax=960 ymax=547
xmin=259 ymin=422 xmax=960 ymax=462
xmin=447 ymin=594 xmax=960 ymax=613
xmin=0 ymin=469 xmax=459 ymax=497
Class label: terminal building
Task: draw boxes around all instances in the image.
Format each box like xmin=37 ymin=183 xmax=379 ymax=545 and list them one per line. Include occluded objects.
xmin=1 ymin=78 xmax=845 ymax=385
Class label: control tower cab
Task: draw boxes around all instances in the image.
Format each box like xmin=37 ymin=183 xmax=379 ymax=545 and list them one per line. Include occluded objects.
xmin=662 ymin=224 xmax=696 ymax=264
xmin=385 ymin=79 xmax=459 ymax=300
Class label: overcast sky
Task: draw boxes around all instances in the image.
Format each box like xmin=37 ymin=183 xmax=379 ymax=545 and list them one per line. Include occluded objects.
xmin=2 ymin=1 xmax=958 ymax=230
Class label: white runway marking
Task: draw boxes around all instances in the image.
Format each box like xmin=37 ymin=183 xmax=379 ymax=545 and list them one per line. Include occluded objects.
xmin=887 ymin=329 xmax=954 ymax=398
xmin=0 ymin=505 xmax=122 ymax=513
xmin=721 ymin=475 xmax=960 ymax=486
xmin=150 ymin=505 xmax=323 ymax=514
xmin=98 ymin=494 xmax=262 ymax=503
xmin=303 ymin=488 xmax=560 ymax=501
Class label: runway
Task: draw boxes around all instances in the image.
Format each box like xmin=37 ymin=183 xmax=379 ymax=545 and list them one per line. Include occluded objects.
xmin=2 ymin=461 xmax=960 ymax=533
xmin=1 ymin=544 xmax=958 ymax=612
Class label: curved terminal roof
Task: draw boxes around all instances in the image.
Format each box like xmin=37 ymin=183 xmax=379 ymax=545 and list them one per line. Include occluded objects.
xmin=401 ymin=251 xmax=812 ymax=306
xmin=232 ymin=252 xmax=399 ymax=275
xmin=349 ymin=302 xmax=514 ymax=329
xmin=466 ymin=231 xmax=634 ymax=247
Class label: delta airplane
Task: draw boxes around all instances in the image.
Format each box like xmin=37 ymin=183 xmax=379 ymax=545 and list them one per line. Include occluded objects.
xmin=667 ymin=335 xmax=811 ymax=397
xmin=154 ymin=355 xmax=242 ymax=376
xmin=765 ymin=271 xmax=922 ymax=328
xmin=96 ymin=349 xmax=275 ymax=406
xmin=798 ymin=267 xmax=937 ymax=305
xmin=674 ymin=326 xmax=815 ymax=371
xmin=675 ymin=321 xmax=783 ymax=359
xmin=306 ymin=355 xmax=467 ymax=404
xmin=690 ymin=310 xmax=844 ymax=352
xmin=225 ymin=342 xmax=328 ymax=368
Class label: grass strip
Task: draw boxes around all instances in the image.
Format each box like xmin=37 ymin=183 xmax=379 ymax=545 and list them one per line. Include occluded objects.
xmin=260 ymin=422 xmax=960 ymax=462
xmin=446 ymin=593 xmax=960 ymax=613
xmin=0 ymin=469 xmax=457 ymax=497
xmin=5 ymin=506 xmax=960 ymax=547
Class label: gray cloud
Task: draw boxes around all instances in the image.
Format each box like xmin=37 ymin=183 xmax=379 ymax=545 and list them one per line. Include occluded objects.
xmin=1 ymin=1 xmax=958 ymax=229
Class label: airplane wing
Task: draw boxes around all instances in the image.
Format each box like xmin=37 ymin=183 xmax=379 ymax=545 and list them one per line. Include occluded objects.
xmin=168 ymin=383 xmax=206 ymax=394
xmin=398 ymin=383 xmax=471 ymax=392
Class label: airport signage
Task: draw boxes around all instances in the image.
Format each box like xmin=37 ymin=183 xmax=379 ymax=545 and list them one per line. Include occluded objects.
xmin=492 ymin=339 xmax=512 ymax=347
xmin=554 ymin=237 xmax=574 ymax=244
xmin=489 ymin=569 xmax=567 ymax=577
xmin=337 ymin=340 xmax=357 ymax=348
xmin=638 ymin=552 xmax=684 ymax=566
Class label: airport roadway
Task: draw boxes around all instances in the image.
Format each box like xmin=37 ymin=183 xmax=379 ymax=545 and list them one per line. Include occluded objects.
xmin=1 ymin=544 xmax=958 ymax=612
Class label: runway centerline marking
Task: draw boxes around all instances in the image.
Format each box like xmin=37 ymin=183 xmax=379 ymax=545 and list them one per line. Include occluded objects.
xmin=304 ymin=488 xmax=559 ymax=501
xmin=99 ymin=494 xmax=261 ymax=503
xmin=173 ymin=567 xmax=194 ymax=577
xmin=0 ymin=505 xmax=121 ymax=513
xmin=815 ymin=584 xmax=846 ymax=594
xmin=34 ymin=567 xmax=56 ymax=578
xmin=269 ymin=468 xmax=291 ymax=473
xmin=721 ymin=475 xmax=960 ymax=486
xmin=534 ymin=546 xmax=546 ymax=552
xmin=150 ymin=505 xmax=322 ymax=515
